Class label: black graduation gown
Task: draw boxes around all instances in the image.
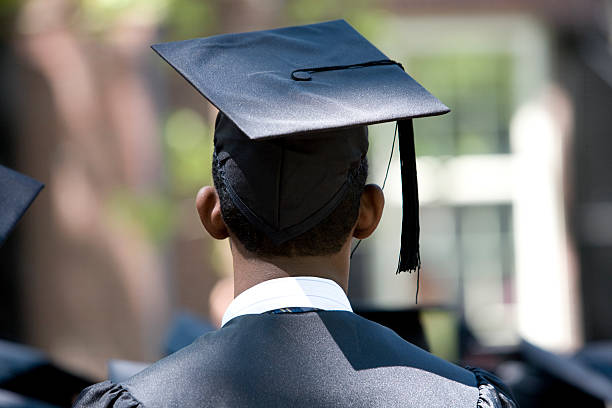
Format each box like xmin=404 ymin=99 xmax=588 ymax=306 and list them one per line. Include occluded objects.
xmin=74 ymin=311 xmax=516 ymax=407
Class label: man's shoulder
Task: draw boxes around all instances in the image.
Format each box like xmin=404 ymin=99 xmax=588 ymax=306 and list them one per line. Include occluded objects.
xmin=313 ymin=310 xmax=478 ymax=385
xmin=117 ymin=311 xmax=483 ymax=407
xmin=76 ymin=311 xmax=517 ymax=407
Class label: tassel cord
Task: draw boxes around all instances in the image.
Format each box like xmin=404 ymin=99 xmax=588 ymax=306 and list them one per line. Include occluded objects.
xmin=350 ymin=124 xmax=398 ymax=259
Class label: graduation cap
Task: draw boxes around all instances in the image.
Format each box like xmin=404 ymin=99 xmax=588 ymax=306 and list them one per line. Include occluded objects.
xmin=0 ymin=339 xmax=91 ymax=407
xmin=353 ymin=307 xmax=429 ymax=351
xmin=152 ymin=19 xmax=449 ymax=274
xmin=0 ymin=389 xmax=60 ymax=408
xmin=518 ymin=340 xmax=612 ymax=404
xmin=0 ymin=165 xmax=43 ymax=246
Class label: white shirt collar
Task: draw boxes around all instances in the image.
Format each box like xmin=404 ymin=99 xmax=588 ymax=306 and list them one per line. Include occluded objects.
xmin=221 ymin=276 xmax=353 ymax=327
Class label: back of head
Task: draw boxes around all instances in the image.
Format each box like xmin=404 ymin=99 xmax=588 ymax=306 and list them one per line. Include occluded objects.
xmin=211 ymin=112 xmax=369 ymax=257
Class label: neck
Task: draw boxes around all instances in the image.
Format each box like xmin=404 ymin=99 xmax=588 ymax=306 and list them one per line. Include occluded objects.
xmin=230 ymin=238 xmax=352 ymax=298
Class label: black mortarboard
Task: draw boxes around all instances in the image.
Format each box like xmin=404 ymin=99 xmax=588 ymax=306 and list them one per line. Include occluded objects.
xmin=152 ymin=20 xmax=449 ymax=273
xmin=0 ymin=339 xmax=91 ymax=407
xmin=0 ymin=165 xmax=43 ymax=246
xmin=519 ymin=340 xmax=612 ymax=404
xmin=489 ymin=340 xmax=612 ymax=406
xmin=354 ymin=307 xmax=429 ymax=351
xmin=0 ymin=389 xmax=60 ymax=408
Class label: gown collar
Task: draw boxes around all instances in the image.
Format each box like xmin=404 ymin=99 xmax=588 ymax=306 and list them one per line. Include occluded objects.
xmin=221 ymin=276 xmax=352 ymax=327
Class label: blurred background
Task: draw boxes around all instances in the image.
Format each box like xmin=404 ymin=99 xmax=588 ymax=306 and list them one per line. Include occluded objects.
xmin=1 ymin=0 xmax=611 ymax=395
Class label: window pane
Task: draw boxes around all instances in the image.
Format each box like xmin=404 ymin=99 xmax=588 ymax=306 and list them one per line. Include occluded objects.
xmin=409 ymin=54 xmax=512 ymax=156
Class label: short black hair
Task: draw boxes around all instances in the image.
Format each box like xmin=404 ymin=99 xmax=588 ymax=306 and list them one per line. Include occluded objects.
xmin=212 ymin=152 xmax=368 ymax=257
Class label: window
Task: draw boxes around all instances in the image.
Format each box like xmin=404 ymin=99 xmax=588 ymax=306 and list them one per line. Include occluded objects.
xmin=410 ymin=54 xmax=512 ymax=156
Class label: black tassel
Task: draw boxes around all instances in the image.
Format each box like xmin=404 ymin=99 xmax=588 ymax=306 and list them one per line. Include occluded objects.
xmin=397 ymin=120 xmax=421 ymax=284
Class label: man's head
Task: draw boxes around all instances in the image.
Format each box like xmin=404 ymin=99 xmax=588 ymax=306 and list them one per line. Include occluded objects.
xmin=196 ymin=113 xmax=384 ymax=258
xmin=155 ymin=20 xmax=450 ymax=274
xmin=211 ymin=150 xmax=367 ymax=257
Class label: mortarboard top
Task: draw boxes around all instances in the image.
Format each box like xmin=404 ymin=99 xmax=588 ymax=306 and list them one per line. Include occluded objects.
xmin=0 ymin=165 xmax=43 ymax=246
xmin=520 ymin=340 xmax=612 ymax=403
xmin=152 ymin=19 xmax=448 ymax=140
xmin=152 ymin=20 xmax=449 ymax=276
xmin=354 ymin=307 xmax=429 ymax=351
xmin=0 ymin=389 xmax=60 ymax=408
xmin=0 ymin=339 xmax=91 ymax=406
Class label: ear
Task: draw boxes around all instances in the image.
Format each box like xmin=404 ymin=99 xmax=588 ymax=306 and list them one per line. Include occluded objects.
xmin=196 ymin=186 xmax=230 ymax=240
xmin=353 ymin=184 xmax=384 ymax=239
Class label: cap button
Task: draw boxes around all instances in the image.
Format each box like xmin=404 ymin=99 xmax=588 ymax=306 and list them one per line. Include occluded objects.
xmin=292 ymin=71 xmax=312 ymax=81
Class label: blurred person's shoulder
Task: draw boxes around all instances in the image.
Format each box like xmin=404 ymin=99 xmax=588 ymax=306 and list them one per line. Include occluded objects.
xmin=74 ymin=311 xmax=517 ymax=407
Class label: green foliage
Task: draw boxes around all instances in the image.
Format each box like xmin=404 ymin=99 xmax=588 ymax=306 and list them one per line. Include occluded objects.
xmin=77 ymin=0 xmax=218 ymax=37
xmin=104 ymin=108 xmax=212 ymax=244
xmin=285 ymin=0 xmax=385 ymax=36
xmin=0 ymin=0 xmax=19 ymax=19
xmin=163 ymin=0 xmax=218 ymax=40
xmin=107 ymin=189 xmax=175 ymax=244
xmin=286 ymin=0 xmax=342 ymax=23
xmin=343 ymin=3 xmax=388 ymax=40
xmin=420 ymin=309 xmax=459 ymax=362
xmin=79 ymin=0 xmax=169 ymax=31
xmin=163 ymin=108 xmax=213 ymax=196
xmin=0 ymin=0 xmax=20 ymax=38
